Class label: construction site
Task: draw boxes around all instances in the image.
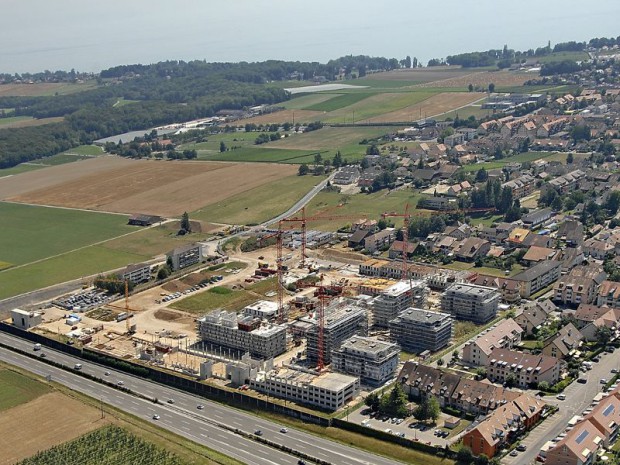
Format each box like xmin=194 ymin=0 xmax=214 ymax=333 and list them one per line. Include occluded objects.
xmin=14 ymin=204 xmax=465 ymax=413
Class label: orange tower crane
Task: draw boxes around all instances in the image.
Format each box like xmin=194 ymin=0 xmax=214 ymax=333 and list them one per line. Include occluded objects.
xmin=381 ymin=203 xmax=412 ymax=280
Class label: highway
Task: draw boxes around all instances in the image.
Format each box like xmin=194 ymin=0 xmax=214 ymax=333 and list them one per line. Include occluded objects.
xmin=0 ymin=332 xmax=402 ymax=465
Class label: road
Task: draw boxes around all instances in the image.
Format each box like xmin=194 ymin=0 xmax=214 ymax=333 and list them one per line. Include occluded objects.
xmin=502 ymin=349 xmax=620 ymax=465
xmin=0 ymin=331 xmax=402 ymax=465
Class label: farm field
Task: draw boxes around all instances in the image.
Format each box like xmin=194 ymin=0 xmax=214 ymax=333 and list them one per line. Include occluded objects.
xmin=269 ymin=126 xmax=386 ymax=152
xmin=0 ymin=116 xmax=33 ymax=126
xmin=0 ymin=245 xmax=146 ymax=300
xmin=0 ymin=391 xmax=104 ymax=465
xmin=193 ymin=174 xmax=322 ymax=225
xmin=200 ymin=146 xmax=322 ymax=164
xmin=0 ymin=202 xmax=134 ymax=267
xmin=438 ymin=103 xmax=492 ymax=121
xmin=365 ymin=92 xmax=484 ymax=122
xmin=170 ymin=278 xmax=277 ymax=314
xmin=4 ymin=157 xmax=296 ymax=217
xmin=0 ymin=369 xmax=51 ymax=411
xmin=298 ymin=189 xmax=421 ymax=231
xmin=17 ymin=426 xmax=187 ymax=465
xmin=536 ymin=51 xmax=590 ymax=63
xmin=236 ymin=109 xmax=323 ymax=125
xmin=0 ymin=163 xmax=43 ymax=178
xmin=414 ymin=69 xmax=532 ymax=89
xmin=359 ymin=66 xmax=480 ymax=84
xmin=0 ymin=116 xmax=64 ymax=128
xmin=0 ymin=81 xmax=97 ymax=97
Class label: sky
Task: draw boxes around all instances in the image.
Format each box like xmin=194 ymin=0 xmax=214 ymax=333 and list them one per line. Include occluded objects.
xmin=1 ymin=0 xmax=619 ymax=73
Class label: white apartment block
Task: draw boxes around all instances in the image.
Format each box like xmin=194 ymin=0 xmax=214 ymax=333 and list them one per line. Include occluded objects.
xmin=462 ymin=319 xmax=523 ymax=366
xmin=197 ymin=311 xmax=286 ymax=359
xmin=118 ymin=262 xmax=151 ymax=284
xmin=441 ymin=283 xmax=500 ymax=324
xmin=389 ymin=308 xmax=453 ymax=353
xmin=331 ymin=336 xmax=400 ymax=386
xmin=371 ymin=280 xmax=426 ymax=328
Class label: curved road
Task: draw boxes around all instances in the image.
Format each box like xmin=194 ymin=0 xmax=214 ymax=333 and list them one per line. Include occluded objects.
xmin=0 ymin=331 xmax=401 ymax=465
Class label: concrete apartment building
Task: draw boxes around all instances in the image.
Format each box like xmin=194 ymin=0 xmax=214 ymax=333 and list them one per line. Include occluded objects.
xmin=11 ymin=308 xmax=42 ymax=330
xmin=197 ymin=311 xmax=286 ymax=359
xmin=166 ymin=242 xmax=203 ymax=271
xmin=118 ymin=262 xmax=151 ymax=284
xmin=511 ymin=260 xmax=562 ymax=298
xmin=502 ymin=174 xmax=536 ymax=199
xmin=243 ymin=300 xmax=279 ymax=320
xmin=553 ymin=265 xmax=607 ymax=307
xmin=486 ymin=348 xmax=561 ymax=388
xmin=250 ymin=368 xmax=359 ymax=411
xmin=306 ymin=299 xmax=368 ymax=365
xmin=441 ymin=283 xmax=500 ymax=324
xmin=462 ymin=318 xmax=523 ymax=366
xmin=389 ymin=308 xmax=453 ymax=353
xmin=370 ymin=280 xmax=427 ymax=328
xmin=331 ymin=336 xmax=400 ymax=386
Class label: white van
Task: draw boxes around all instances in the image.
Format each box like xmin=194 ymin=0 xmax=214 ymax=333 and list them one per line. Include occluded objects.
xmin=33 ymin=343 xmax=42 ymax=351
xmin=74 ymin=363 xmax=82 ymax=370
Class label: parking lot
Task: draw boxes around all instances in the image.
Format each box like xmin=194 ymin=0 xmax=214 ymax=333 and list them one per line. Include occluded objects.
xmin=52 ymin=289 xmax=115 ymax=311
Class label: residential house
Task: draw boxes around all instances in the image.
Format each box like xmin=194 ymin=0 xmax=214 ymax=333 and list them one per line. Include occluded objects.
xmin=166 ymin=243 xmax=203 ymax=271
xmin=441 ymin=283 xmax=500 ymax=324
xmin=352 ymin=219 xmax=378 ymax=233
xmin=388 ymin=241 xmax=417 ymax=260
xmin=348 ymin=229 xmax=372 ymax=248
xmin=462 ymin=319 xmax=523 ymax=366
xmin=575 ymin=304 xmax=620 ymax=342
xmin=357 ymin=166 xmax=383 ymax=187
xmin=462 ymin=394 xmax=546 ymax=458
xmin=542 ymin=323 xmax=583 ymax=359
xmin=514 ymin=301 xmax=555 ymax=336
xmin=522 ymin=246 xmax=557 ymax=266
xmin=553 ymin=265 xmax=607 ymax=307
xmin=584 ymin=237 xmax=614 ymax=259
xmin=455 ymin=237 xmax=491 ymax=262
xmin=502 ymin=174 xmax=536 ymax=199
xmin=486 ymin=348 xmax=561 ymax=388
xmin=557 ymin=220 xmax=585 ymax=247
xmin=118 ymin=263 xmax=151 ymax=284
xmin=507 ymin=227 xmax=531 ymax=248
xmin=363 ymin=228 xmax=396 ymax=253
xmin=548 ymin=170 xmax=587 ymax=194
xmin=597 ymin=280 xmax=620 ymax=308
xmin=555 ymin=247 xmax=585 ymax=274
xmin=470 ymin=275 xmax=521 ymax=303
xmin=522 ymin=233 xmax=555 ymax=249
xmin=511 ymin=261 xmax=562 ymax=298
xmin=445 ymin=224 xmax=473 ymax=240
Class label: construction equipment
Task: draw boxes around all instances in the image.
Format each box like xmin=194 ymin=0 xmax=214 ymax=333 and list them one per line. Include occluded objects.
xmin=381 ymin=203 xmax=412 ymax=280
xmin=93 ymin=277 xmax=137 ymax=334
xmin=257 ymin=229 xmax=285 ymax=323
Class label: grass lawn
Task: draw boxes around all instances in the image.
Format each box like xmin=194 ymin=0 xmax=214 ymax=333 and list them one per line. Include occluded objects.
xmin=33 ymin=153 xmax=95 ymax=166
xmin=0 ymin=163 xmax=44 ymax=178
xmin=62 ymin=144 xmax=104 ymax=156
xmin=305 ymin=93 xmax=375 ymax=111
xmin=520 ymin=340 xmax=541 ymax=350
xmin=0 ymin=202 xmax=135 ymax=267
xmin=461 ymin=151 xmax=557 ymax=173
xmin=0 ymin=369 xmax=51 ymax=412
xmin=475 ymin=264 xmax=524 ymax=277
xmin=460 ymin=161 xmax=506 ymax=172
xmin=469 ymin=214 xmax=504 ymax=227
xmin=282 ymin=93 xmax=337 ymax=110
xmin=299 ymin=189 xmax=420 ymax=231
xmin=200 ymin=146 xmax=322 ymax=164
xmin=192 ymin=174 xmax=322 ymax=225
xmin=0 ymin=246 xmax=147 ymax=300
xmin=439 ymin=104 xmax=492 ymax=121
xmin=171 ymin=278 xmax=277 ymax=314
xmin=0 ymin=116 xmax=33 ymax=126
xmin=536 ymin=51 xmax=590 ymax=63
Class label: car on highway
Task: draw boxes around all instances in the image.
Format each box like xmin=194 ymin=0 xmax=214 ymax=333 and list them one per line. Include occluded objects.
xmin=74 ymin=363 xmax=82 ymax=370
xmin=104 ymin=371 xmax=110 ymax=376
xmin=280 ymin=428 xmax=288 ymax=433
xmin=33 ymin=343 xmax=41 ymax=351
xmin=167 ymin=399 xmax=175 ymax=404
xmin=39 ymin=352 xmax=46 ymax=358
xmin=254 ymin=429 xmax=263 ymax=436
xmin=117 ymin=380 xmax=124 ymax=386
xmin=612 ymin=368 xmax=619 ymax=374
xmin=197 ymin=404 xmax=204 ymax=410
xmin=152 ymin=414 xmax=160 ymax=420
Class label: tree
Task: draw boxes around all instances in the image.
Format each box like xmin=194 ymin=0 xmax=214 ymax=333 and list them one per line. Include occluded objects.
xmin=181 ymin=212 xmax=191 ymax=233
xmin=157 ymin=266 xmax=170 ymax=280
xmin=219 ymin=141 xmax=227 ymax=152
xmin=413 ymin=395 xmax=440 ymax=422
xmin=468 ymin=83 xmax=474 ymax=92
xmin=605 ymin=191 xmax=620 ymax=214
xmin=595 ymin=326 xmax=612 ymax=346
xmin=364 ymin=392 xmax=380 ymax=412
xmin=379 ymin=384 xmax=409 ymax=417
xmin=475 ymin=168 xmax=488 ymax=182
xmin=333 ymin=150 xmax=343 ymax=168
xmin=298 ymin=163 xmax=309 ymax=176
xmin=314 ymin=153 xmax=322 ymax=166
xmin=360 ymin=158 xmax=370 ymax=170
xmin=457 ymin=445 xmax=474 ymax=464
xmin=366 ymin=144 xmax=380 ymax=155
xmin=436 ymin=358 xmax=444 ymax=366
xmin=551 ymin=195 xmax=564 ymax=212
xmin=505 ymin=373 xmax=517 ymax=388
xmin=488 ymin=83 xmax=495 ymax=93
xmin=566 ymin=152 xmax=574 ymax=164
xmin=538 ymin=381 xmax=550 ymax=391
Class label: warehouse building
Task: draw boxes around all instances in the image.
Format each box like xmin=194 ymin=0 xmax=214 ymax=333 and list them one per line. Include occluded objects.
xmin=331 ymin=336 xmax=400 ymax=386
xmin=441 ymin=283 xmax=500 ymax=324
xmin=306 ymin=299 xmax=368 ymax=365
xmin=389 ymin=308 xmax=453 ymax=353
xmin=197 ymin=311 xmax=286 ymax=359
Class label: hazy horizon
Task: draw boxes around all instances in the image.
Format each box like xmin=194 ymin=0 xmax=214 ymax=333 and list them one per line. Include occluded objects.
xmin=1 ymin=0 xmax=619 ymax=74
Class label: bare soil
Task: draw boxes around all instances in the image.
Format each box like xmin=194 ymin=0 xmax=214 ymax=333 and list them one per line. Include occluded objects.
xmin=414 ymin=70 xmax=533 ymax=89
xmin=4 ymin=156 xmax=296 ymax=217
xmin=154 ymin=309 xmax=186 ymax=321
xmin=366 ymin=92 xmax=483 ymax=122
xmin=0 ymin=392 xmax=106 ymax=465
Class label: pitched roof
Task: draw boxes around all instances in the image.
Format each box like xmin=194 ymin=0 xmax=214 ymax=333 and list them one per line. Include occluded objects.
xmin=468 ymin=319 xmax=523 ymax=357
xmin=523 ymin=246 xmax=557 ymax=262
xmin=489 ymin=348 xmax=560 ymax=374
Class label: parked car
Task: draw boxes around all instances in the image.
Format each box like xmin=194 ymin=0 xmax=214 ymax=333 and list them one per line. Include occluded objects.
xmin=517 ymin=444 xmax=527 ymax=452
xmin=600 ymin=378 xmax=608 ymax=384
xmin=577 ymin=378 xmax=587 ymax=384
xmin=556 ymin=394 xmax=566 ymax=400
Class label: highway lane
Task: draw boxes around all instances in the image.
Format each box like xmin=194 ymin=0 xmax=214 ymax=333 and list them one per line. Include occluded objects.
xmin=0 ymin=332 xmax=402 ymax=465
xmin=0 ymin=347 xmax=303 ymax=465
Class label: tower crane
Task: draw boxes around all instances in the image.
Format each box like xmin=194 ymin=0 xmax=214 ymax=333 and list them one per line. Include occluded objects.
xmin=93 ymin=276 xmax=137 ymax=334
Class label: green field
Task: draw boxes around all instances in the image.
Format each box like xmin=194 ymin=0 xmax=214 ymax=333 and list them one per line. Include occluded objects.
xmin=62 ymin=144 xmax=104 ymax=156
xmin=0 ymin=369 xmax=51 ymax=412
xmin=0 ymin=163 xmax=43 ymax=178
xmin=34 ymin=153 xmax=94 ymax=166
xmin=0 ymin=202 xmax=134 ymax=267
xmin=171 ymin=278 xmax=277 ymax=314
xmin=301 ymin=189 xmax=421 ymax=231
xmin=282 ymin=93 xmax=337 ymax=109
xmin=0 ymin=116 xmax=33 ymax=126
xmin=0 ymin=245 xmax=146 ymax=300
xmin=200 ymin=146 xmax=323 ymax=164
xmin=193 ymin=174 xmax=322 ymax=225
xmin=460 ymin=151 xmax=557 ymax=172
xmin=17 ymin=425 xmax=187 ymax=465
xmin=536 ymin=51 xmax=590 ymax=64
xmin=305 ymin=93 xmax=375 ymax=111
xmin=102 ymin=224 xmax=206 ymax=258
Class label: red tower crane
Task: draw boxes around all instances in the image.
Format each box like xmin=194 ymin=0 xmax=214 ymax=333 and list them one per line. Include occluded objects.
xmin=381 ymin=203 xmax=412 ymax=280
xmin=257 ymin=228 xmax=285 ymax=323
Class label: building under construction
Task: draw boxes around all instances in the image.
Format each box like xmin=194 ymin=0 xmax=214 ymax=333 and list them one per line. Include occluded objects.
xmin=305 ymin=298 xmax=368 ymax=366
xmin=370 ymin=280 xmax=428 ymax=328
xmin=331 ymin=335 xmax=400 ymax=386
xmin=197 ymin=310 xmax=286 ymax=359
xmin=389 ymin=307 xmax=453 ymax=353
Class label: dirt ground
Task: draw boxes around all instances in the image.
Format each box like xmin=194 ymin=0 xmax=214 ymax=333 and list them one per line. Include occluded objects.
xmin=415 ymin=70 xmax=533 ymax=89
xmin=366 ymin=92 xmax=484 ymax=122
xmin=5 ymin=157 xmax=296 ymax=217
xmin=0 ymin=391 xmax=107 ymax=465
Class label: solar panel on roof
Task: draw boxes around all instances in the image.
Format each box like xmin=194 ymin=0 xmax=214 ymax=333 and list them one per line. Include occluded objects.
xmin=603 ymin=404 xmax=615 ymax=417
xmin=575 ymin=430 xmax=590 ymax=445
